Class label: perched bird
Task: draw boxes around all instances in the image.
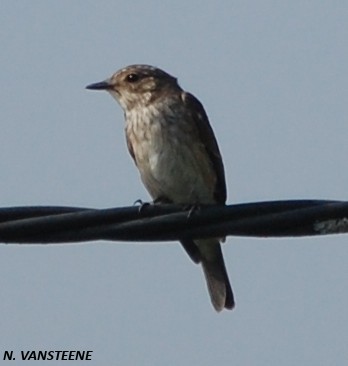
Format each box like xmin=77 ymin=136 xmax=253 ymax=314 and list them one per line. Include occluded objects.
xmin=86 ymin=65 xmax=234 ymax=311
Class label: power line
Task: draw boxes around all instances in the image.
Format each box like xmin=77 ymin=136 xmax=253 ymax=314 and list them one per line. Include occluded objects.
xmin=0 ymin=200 xmax=347 ymax=244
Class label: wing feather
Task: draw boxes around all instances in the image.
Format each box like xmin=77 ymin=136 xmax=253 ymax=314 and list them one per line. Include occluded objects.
xmin=182 ymin=92 xmax=227 ymax=204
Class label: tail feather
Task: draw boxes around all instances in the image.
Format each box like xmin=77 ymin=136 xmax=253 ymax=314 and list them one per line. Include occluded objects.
xmin=198 ymin=239 xmax=235 ymax=311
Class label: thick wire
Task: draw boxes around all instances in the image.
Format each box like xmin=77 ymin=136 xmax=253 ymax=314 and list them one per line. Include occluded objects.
xmin=0 ymin=200 xmax=347 ymax=244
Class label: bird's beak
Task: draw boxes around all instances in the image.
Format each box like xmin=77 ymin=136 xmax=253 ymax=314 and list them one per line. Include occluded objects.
xmin=86 ymin=80 xmax=112 ymax=91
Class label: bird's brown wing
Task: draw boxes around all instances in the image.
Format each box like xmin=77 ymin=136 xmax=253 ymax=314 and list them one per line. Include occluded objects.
xmin=181 ymin=92 xmax=227 ymax=204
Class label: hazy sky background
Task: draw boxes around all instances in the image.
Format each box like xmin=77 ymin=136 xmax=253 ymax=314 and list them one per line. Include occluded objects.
xmin=0 ymin=1 xmax=347 ymax=365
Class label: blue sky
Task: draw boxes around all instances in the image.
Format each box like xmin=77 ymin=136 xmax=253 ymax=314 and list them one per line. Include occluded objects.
xmin=0 ymin=1 xmax=347 ymax=365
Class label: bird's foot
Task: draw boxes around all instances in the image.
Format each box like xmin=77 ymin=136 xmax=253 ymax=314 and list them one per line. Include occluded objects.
xmin=133 ymin=199 xmax=144 ymax=206
xmin=184 ymin=204 xmax=201 ymax=219
xmin=133 ymin=199 xmax=151 ymax=213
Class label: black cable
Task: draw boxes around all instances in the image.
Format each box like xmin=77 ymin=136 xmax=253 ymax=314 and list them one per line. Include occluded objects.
xmin=0 ymin=200 xmax=347 ymax=244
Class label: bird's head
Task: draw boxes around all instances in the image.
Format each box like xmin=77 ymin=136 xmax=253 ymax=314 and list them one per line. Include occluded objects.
xmin=86 ymin=64 xmax=179 ymax=110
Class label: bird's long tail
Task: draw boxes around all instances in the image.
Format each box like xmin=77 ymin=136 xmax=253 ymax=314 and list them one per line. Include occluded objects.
xmin=196 ymin=239 xmax=234 ymax=311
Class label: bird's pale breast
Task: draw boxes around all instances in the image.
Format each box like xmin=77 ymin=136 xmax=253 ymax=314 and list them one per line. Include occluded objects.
xmin=125 ymin=101 xmax=217 ymax=204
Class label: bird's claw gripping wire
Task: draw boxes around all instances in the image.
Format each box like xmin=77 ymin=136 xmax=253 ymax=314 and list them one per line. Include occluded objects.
xmin=134 ymin=196 xmax=172 ymax=214
xmin=133 ymin=199 xmax=143 ymax=206
xmin=184 ymin=204 xmax=201 ymax=219
xmin=134 ymin=197 xmax=200 ymax=217
xmin=133 ymin=199 xmax=151 ymax=214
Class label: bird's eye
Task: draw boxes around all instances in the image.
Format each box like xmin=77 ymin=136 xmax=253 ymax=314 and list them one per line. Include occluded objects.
xmin=126 ymin=73 xmax=140 ymax=83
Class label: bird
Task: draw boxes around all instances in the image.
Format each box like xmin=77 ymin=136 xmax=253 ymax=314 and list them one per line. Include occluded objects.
xmin=86 ymin=64 xmax=234 ymax=311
